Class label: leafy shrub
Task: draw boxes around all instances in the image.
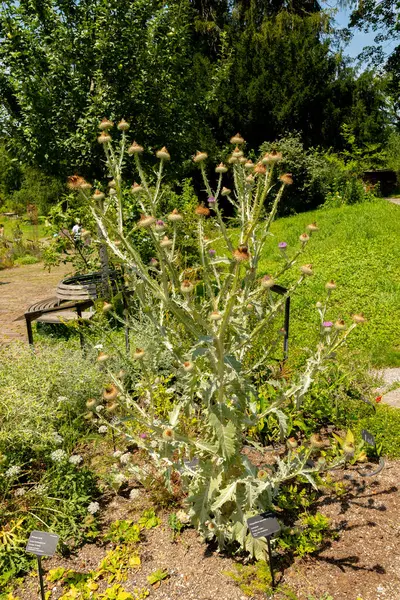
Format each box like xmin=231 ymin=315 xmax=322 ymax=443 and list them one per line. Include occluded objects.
xmin=278 ymin=512 xmax=333 ymax=557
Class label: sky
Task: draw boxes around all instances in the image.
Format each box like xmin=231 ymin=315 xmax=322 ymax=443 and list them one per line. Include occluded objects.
xmin=332 ymin=4 xmax=398 ymax=62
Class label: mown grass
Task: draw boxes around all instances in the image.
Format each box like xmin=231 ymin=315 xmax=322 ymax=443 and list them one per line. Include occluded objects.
xmin=1 ymin=215 xmax=47 ymax=240
xmin=258 ymin=199 xmax=400 ymax=367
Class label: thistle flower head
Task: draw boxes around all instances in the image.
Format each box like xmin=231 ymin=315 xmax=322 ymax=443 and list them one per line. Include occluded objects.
xmin=233 ymin=245 xmax=250 ymax=262
xmin=133 ymin=348 xmax=145 ymax=360
xmin=215 ymin=163 xmax=228 ymax=173
xmin=245 ymin=174 xmax=254 ymax=184
xmin=155 ymin=219 xmax=165 ymax=231
xmin=160 ymin=236 xmax=173 ymax=248
xmin=334 ymin=319 xmax=346 ymax=330
xmin=156 ymin=146 xmax=170 ymax=161
xmin=149 ymin=257 xmax=158 ymax=267
xmin=230 ymin=133 xmax=245 ymax=145
xmin=131 ymin=182 xmax=143 ymax=194
xmin=99 ymin=118 xmax=113 ymax=131
xmin=92 ymin=189 xmax=105 ymax=201
xmin=287 ymin=437 xmax=298 ymax=449
xmin=262 ymin=151 xmax=282 ymax=164
xmin=280 ymin=173 xmax=293 ymax=185
xmin=323 ymin=321 xmax=333 ymax=331
xmin=261 ymin=274 xmax=275 ymax=289
xmin=209 ymin=311 xmax=222 ymax=321
xmin=97 ymin=131 xmax=112 ymax=144
xmin=128 ymin=141 xmax=144 ymax=155
xmin=97 ymin=351 xmax=109 ymax=362
xmin=325 ymin=280 xmax=336 ymax=290
xmin=106 ymin=402 xmax=119 ymax=412
xmin=86 ymin=398 xmax=96 ymax=408
xmin=138 ymin=214 xmax=156 ymax=228
xmin=209 ymin=248 xmax=216 ymax=257
xmin=299 ymin=233 xmax=310 ymax=243
xmin=168 ymin=208 xmax=183 ymax=222
xmin=254 ymin=162 xmax=267 ymax=175
xmin=183 ymin=361 xmax=194 ymax=372
xmin=117 ymin=119 xmax=129 ymax=131
xmin=67 ymin=175 xmax=91 ymax=190
xmin=232 ymin=146 xmax=243 ymax=158
xmin=307 ymin=222 xmax=319 ymax=232
xmin=244 ymin=160 xmax=254 ymax=170
xmin=300 ymin=264 xmax=313 ymax=276
xmin=195 ymin=204 xmax=210 ymax=217
xmin=352 ymin=313 xmax=366 ymax=324
xmin=181 ymin=279 xmax=194 ymax=294
xmin=193 ymin=151 xmax=208 ymax=163
xmin=278 ymin=241 xmax=287 ymax=249
xmin=163 ymin=428 xmax=175 ymax=441
xmin=103 ymin=384 xmax=119 ymax=401
xmin=207 ymin=196 xmax=216 ymax=204
xmin=310 ymin=433 xmax=325 ymax=448
xmin=108 ymin=179 xmax=116 ymax=189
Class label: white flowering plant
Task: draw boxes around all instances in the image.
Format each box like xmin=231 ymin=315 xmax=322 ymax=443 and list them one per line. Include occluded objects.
xmin=73 ymin=120 xmax=366 ymax=559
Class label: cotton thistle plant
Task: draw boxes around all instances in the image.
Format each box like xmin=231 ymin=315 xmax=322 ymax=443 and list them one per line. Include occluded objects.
xmin=70 ymin=120 xmax=366 ymax=560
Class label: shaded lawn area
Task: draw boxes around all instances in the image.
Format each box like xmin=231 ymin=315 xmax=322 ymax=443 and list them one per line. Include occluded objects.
xmin=257 ymin=199 xmax=400 ymax=367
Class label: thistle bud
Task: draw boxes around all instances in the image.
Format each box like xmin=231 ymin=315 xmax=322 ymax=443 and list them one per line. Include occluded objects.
xmin=280 ymin=173 xmax=293 ymax=186
xmin=254 ymin=162 xmax=267 ymax=175
xmin=181 ymin=280 xmax=194 ymax=294
xmin=80 ymin=180 xmax=93 ymax=190
xmin=343 ymin=442 xmax=355 ymax=457
xmin=156 ymin=146 xmax=170 ymax=161
xmin=97 ymin=132 xmax=112 ymax=144
xmin=103 ymin=384 xmax=119 ymax=401
xmin=325 ymin=280 xmax=336 ymax=290
xmin=245 ymin=160 xmax=254 ymax=170
xmin=230 ymin=133 xmax=245 ymax=145
xmin=127 ymin=141 xmax=144 ymax=155
xmin=334 ymin=319 xmax=346 ymax=330
xmin=261 ymin=275 xmax=275 ymax=289
xmin=239 ymin=156 xmax=247 ymax=164
xmin=149 ymin=257 xmax=158 ymax=267
xmin=163 ymin=428 xmax=175 ymax=441
xmin=228 ymin=155 xmax=238 ymax=164
xmin=92 ymin=189 xmax=105 ymax=201
xmin=108 ymin=179 xmax=116 ymax=189
xmin=133 ymin=348 xmax=145 ymax=360
xmin=193 ymin=151 xmax=208 ymax=163
xmin=209 ymin=311 xmax=222 ymax=321
xmin=352 ymin=313 xmax=366 ymax=324
xmin=131 ymin=182 xmax=143 ymax=194
xmin=168 ymin=208 xmax=183 ymax=222
xmin=103 ymin=302 xmax=113 ymax=313
xmin=195 ymin=205 xmax=210 ymax=217
xmin=155 ymin=220 xmax=165 ymax=231
xmin=221 ymin=187 xmax=231 ymax=196
xmin=117 ymin=119 xmax=129 ymax=131
xmin=183 ymin=361 xmax=194 ymax=372
xmin=262 ymin=151 xmax=282 ymax=164
xmin=245 ymin=175 xmax=254 ymax=184
xmin=287 ymin=437 xmax=298 ymax=449
xmin=215 ymin=163 xmax=228 ymax=173
xmin=300 ymin=264 xmax=313 ymax=276
xmin=233 ymin=245 xmax=250 ymax=262
xmin=99 ymin=118 xmax=113 ymax=130
xmin=97 ymin=352 xmax=109 ymax=362
xmin=138 ymin=215 xmax=156 ymax=228
xmin=160 ymin=236 xmax=173 ymax=248
xmin=209 ymin=249 xmax=216 ymax=257
xmin=299 ymin=233 xmax=310 ymax=243
xmin=86 ymin=399 xmax=96 ymax=409
xmin=232 ymin=146 xmax=243 ymax=158
xmin=307 ymin=222 xmax=319 ymax=232
xmin=310 ymin=433 xmax=325 ymax=448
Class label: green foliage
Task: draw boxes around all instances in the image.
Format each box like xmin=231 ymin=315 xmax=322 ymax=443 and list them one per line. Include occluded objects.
xmin=146 ymin=569 xmax=169 ymax=586
xmin=356 ymin=404 xmax=400 ymax=458
xmin=137 ymin=509 xmax=161 ymax=530
xmin=278 ymin=512 xmax=333 ymax=557
xmin=223 ymin=560 xmax=272 ymax=596
xmin=104 ymin=521 xmax=141 ymax=545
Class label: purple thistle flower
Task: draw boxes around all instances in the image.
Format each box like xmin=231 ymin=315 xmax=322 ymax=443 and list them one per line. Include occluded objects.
xmin=278 ymin=242 xmax=287 ymax=249
xmin=208 ymin=196 xmax=216 ymax=204
xmin=140 ymin=433 xmax=147 ymax=439
xmin=209 ymin=249 xmax=216 ymax=257
xmin=323 ymin=321 xmax=333 ymax=328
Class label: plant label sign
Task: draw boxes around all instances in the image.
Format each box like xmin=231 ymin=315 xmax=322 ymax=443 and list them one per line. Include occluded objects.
xmin=247 ymin=512 xmax=280 ymax=539
xmin=26 ymin=531 xmax=59 ymax=557
xmin=362 ymin=429 xmax=376 ymax=447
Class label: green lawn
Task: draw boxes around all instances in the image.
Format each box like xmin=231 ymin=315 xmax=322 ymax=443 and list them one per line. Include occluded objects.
xmin=259 ymin=199 xmax=400 ymax=367
xmin=1 ymin=214 xmax=47 ymax=241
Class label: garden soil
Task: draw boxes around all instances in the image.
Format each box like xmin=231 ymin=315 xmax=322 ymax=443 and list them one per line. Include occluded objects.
xmin=16 ymin=459 xmax=400 ymax=600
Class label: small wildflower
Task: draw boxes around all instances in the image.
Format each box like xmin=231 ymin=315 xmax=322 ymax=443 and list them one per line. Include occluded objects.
xmin=352 ymin=313 xmax=367 ymax=324
xmin=69 ymin=455 xmax=83 ymax=465
xmin=278 ymin=241 xmax=287 ymax=249
xmin=5 ymin=465 xmax=21 ymax=478
xmin=193 ymin=151 xmax=208 ymax=163
xmin=207 ymin=196 xmax=216 ymax=204
xmin=287 ymin=437 xmax=298 ymax=449
xmin=254 ymin=162 xmax=267 ymax=175
xmin=183 ymin=361 xmax=194 ymax=372
xmin=103 ymin=302 xmax=113 ymax=313
xmin=160 ymin=236 xmax=173 ymax=248
xmin=221 ymin=187 xmax=231 ymax=196
xmin=230 ymin=133 xmax=245 ymax=145
xmin=176 ymin=510 xmax=190 ymax=524
xmin=120 ymin=452 xmax=131 ymax=465
xmin=280 ymin=173 xmax=293 ymax=185
xmin=300 ymin=264 xmax=313 ymax=276
xmin=117 ymin=119 xmax=129 ymax=131
xmin=98 ymin=425 xmax=108 ymax=434
xmin=97 ymin=351 xmax=109 ymax=362
xmin=334 ymin=319 xmax=346 ymax=330
xmin=156 ymin=146 xmax=170 ymax=161
xmin=310 ymin=434 xmax=325 ymax=448
xmin=57 ymin=396 xmax=68 ymax=402
xmin=129 ymin=488 xmax=141 ymax=500
xmin=375 ymin=395 xmax=382 ymax=403
xmin=138 ymin=214 xmax=156 ymax=228
xmin=155 ymin=219 xmax=165 ymax=231
xmin=215 ymin=163 xmax=228 ymax=173
xmin=163 ymin=428 xmax=175 ymax=441
xmin=52 ymin=432 xmax=64 ymax=445
xmin=149 ymin=257 xmax=158 ymax=267
xmin=209 ymin=311 xmax=222 ymax=321
xmin=103 ymin=384 xmax=119 ymax=401
xmin=14 ymin=487 xmax=26 ymax=496
xmin=233 ymin=245 xmax=250 ymax=262
xmin=325 ymin=280 xmax=336 ymax=290
xmin=96 ymin=404 xmax=105 ymax=412
xmin=133 ymin=348 xmax=145 ymax=360
xmin=50 ymin=449 xmax=67 ymax=463
xmin=131 ymin=182 xmax=143 ymax=194
xmin=99 ymin=118 xmax=113 ymax=130
xmin=244 ymin=160 xmax=254 ymax=170
xmin=92 ymin=189 xmax=105 ymax=201
xmin=114 ymin=473 xmax=127 ymax=486
xmin=209 ymin=249 xmax=216 ymax=257
xmin=168 ymin=208 xmax=183 ymax=222
xmin=97 ymin=131 xmax=111 ymax=144
xmin=307 ymin=222 xmax=319 ymax=232
xmin=32 ymin=484 xmax=47 ymax=496
xmin=127 ymin=141 xmax=144 ymax=155
xmin=195 ymin=204 xmax=210 ymax=217
xmin=323 ymin=321 xmax=333 ymax=331
xmin=181 ymin=280 xmax=194 ymax=294
xmin=299 ymin=233 xmax=310 ymax=243
xmin=87 ymin=501 xmax=100 ymax=515
xmin=261 ymin=274 xmax=275 ymax=289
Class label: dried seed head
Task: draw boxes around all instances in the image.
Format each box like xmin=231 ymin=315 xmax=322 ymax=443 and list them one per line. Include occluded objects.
xmin=117 ymin=119 xmax=129 ymax=131
xmin=138 ymin=214 xmax=156 ymax=228
xmin=230 ymin=133 xmax=245 ymax=145
xmin=209 ymin=311 xmax=222 ymax=321
xmin=262 ymin=151 xmax=282 ymax=164
xmin=257 ymin=469 xmax=268 ymax=480
xmin=254 ymin=162 xmax=267 ymax=175
xmin=307 ymin=222 xmax=319 ymax=232
xmin=92 ymin=189 xmax=105 ymax=201
xmin=193 ymin=151 xmax=208 ymax=163
xmin=239 ymin=156 xmax=247 ymax=164
xmin=67 ymin=175 xmax=91 ymax=190
xmin=195 ymin=204 xmax=210 ymax=217
xmin=228 ymin=155 xmax=239 ymax=164
xmin=299 ymin=233 xmax=310 ymax=243
xmin=103 ymin=384 xmax=119 ymax=401
xmin=352 ymin=313 xmax=367 ymax=324
xmin=280 ymin=173 xmax=293 ymax=185
xmin=133 ymin=348 xmax=145 ymax=360
xmin=99 ymin=118 xmax=114 ymax=130
xmin=168 ymin=208 xmax=183 ymax=222
xmin=310 ymin=433 xmax=325 ymax=448
xmin=334 ymin=319 xmax=346 ymax=330
xmin=127 ymin=141 xmax=144 ymax=155
xmin=156 ymin=146 xmax=170 ymax=161
xmin=215 ymin=163 xmax=228 ymax=173
xmin=300 ymin=264 xmax=313 ymax=276
xmin=160 ymin=236 xmax=173 ymax=248
xmin=233 ymin=245 xmax=250 ymax=262
xmin=261 ymin=275 xmax=275 ymax=289
xmin=97 ymin=131 xmax=112 ymax=144
xmin=221 ymin=187 xmax=231 ymax=196
xmin=325 ymin=280 xmax=336 ymax=290
xmin=181 ymin=280 xmax=194 ymax=294
xmin=131 ymin=182 xmax=143 ymax=194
